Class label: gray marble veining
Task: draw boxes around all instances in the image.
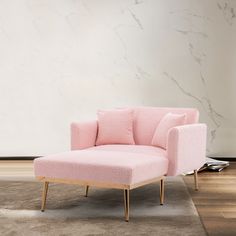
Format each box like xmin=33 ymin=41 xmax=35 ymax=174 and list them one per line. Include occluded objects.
xmin=163 ymin=72 xmax=225 ymax=147
xmin=0 ymin=0 xmax=235 ymax=156
xmin=128 ymin=9 xmax=143 ymax=30
xmin=217 ymin=1 xmax=236 ymax=26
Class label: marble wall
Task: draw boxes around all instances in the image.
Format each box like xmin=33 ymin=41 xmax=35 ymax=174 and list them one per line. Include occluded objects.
xmin=0 ymin=0 xmax=235 ymax=157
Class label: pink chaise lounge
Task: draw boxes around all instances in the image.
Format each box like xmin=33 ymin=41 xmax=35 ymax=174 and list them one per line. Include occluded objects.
xmin=34 ymin=107 xmax=207 ymax=221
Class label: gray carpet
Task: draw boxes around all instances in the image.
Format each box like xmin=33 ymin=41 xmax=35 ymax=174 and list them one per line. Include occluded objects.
xmin=0 ymin=177 xmax=206 ymax=236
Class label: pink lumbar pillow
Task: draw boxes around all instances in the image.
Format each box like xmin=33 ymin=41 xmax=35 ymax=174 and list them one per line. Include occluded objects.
xmin=151 ymin=113 xmax=186 ymax=149
xmin=96 ymin=109 xmax=135 ymax=145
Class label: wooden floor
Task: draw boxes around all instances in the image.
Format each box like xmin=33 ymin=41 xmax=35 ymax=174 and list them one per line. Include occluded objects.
xmin=184 ymin=162 xmax=236 ymax=236
xmin=0 ymin=160 xmax=34 ymax=179
xmin=0 ymin=160 xmax=236 ymax=235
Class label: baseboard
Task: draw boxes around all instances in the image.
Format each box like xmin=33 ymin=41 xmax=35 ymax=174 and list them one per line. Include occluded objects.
xmin=208 ymin=157 xmax=236 ymax=162
xmin=0 ymin=156 xmax=40 ymax=160
xmin=0 ymin=156 xmax=236 ymax=161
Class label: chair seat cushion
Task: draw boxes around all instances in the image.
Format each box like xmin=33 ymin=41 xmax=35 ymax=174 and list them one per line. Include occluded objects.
xmin=87 ymin=144 xmax=167 ymax=156
xmin=34 ymin=146 xmax=168 ymax=185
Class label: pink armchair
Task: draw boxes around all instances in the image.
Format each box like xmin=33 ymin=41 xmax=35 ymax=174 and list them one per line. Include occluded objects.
xmin=34 ymin=107 xmax=207 ymax=221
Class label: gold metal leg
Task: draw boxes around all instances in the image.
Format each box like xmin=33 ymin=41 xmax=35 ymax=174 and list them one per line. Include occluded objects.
xmin=41 ymin=181 xmax=49 ymax=212
xmin=85 ymin=185 xmax=89 ymax=197
xmin=194 ymin=170 xmax=198 ymax=191
xmin=124 ymin=189 xmax=130 ymax=222
xmin=160 ymin=178 xmax=164 ymax=205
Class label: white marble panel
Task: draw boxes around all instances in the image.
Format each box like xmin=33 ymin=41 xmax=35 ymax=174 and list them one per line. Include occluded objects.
xmin=0 ymin=0 xmax=235 ymax=157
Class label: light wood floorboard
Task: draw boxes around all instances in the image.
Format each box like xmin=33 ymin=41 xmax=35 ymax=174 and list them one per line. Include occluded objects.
xmin=183 ymin=162 xmax=236 ymax=236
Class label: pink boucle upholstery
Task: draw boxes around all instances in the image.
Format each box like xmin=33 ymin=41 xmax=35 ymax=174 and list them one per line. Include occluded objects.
xmin=35 ymin=106 xmax=205 ymax=185
xmin=96 ymin=109 xmax=135 ymax=145
xmin=70 ymin=107 xmax=199 ymax=149
xmin=151 ymin=113 xmax=186 ymax=149
xmin=34 ymin=148 xmax=168 ymax=185
xmin=71 ymin=121 xmax=97 ymax=150
xmin=132 ymin=107 xmax=199 ymax=145
xmin=167 ymin=124 xmax=207 ymax=176
xmin=88 ymin=144 xmax=166 ymax=157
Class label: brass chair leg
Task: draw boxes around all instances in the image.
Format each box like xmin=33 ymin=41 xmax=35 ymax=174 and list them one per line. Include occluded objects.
xmin=160 ymin=178 xmax=164 ymax=205
xmin=85 ymin=185 xmax=89 ymax=197
xmin=41 ymin=181 xmax=49 ymax=212
xmin=124 ymin=189 xmax=130 ymax=222
xmin=194 ymin=170 xmax=198 ymax=191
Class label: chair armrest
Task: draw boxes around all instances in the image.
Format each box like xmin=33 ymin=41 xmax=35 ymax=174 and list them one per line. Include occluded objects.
xmin=166 ymin=123 xmax=207 ymax=176
xmin=71 ymin=120 xmax=98 ymax=150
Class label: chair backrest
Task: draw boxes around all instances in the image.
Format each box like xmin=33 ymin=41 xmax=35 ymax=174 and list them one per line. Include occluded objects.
xmin=132 ymin=107 xmax=199 ymax=145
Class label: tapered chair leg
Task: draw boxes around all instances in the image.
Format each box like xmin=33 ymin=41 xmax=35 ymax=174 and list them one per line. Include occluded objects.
xmin=41 ymin=181 xmax=49 ymax=212
xmin=124 ymin=189 xmax=130 ymax=222
xmin=85 ymin=185 xmax=89 ymax=197
xmin=194 ymin=170 xmax=198 ymax=191
xmin=160 ymin=178 xmax=164 ymax=205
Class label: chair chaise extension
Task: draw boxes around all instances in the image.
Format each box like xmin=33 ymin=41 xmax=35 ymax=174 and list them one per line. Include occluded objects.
xmin=34 ymin=107 xmax=207 ymax=221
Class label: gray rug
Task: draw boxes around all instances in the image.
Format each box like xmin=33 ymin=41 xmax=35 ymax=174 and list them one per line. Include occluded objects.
xmin=0 ymin=177 xmax=206 ymax=236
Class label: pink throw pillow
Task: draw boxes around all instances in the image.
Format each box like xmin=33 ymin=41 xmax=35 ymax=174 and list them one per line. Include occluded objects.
xmin=151 ymin=113 xmax=186 ymax=149
xmin=96 ymin=109 xmax=135 ymax=145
